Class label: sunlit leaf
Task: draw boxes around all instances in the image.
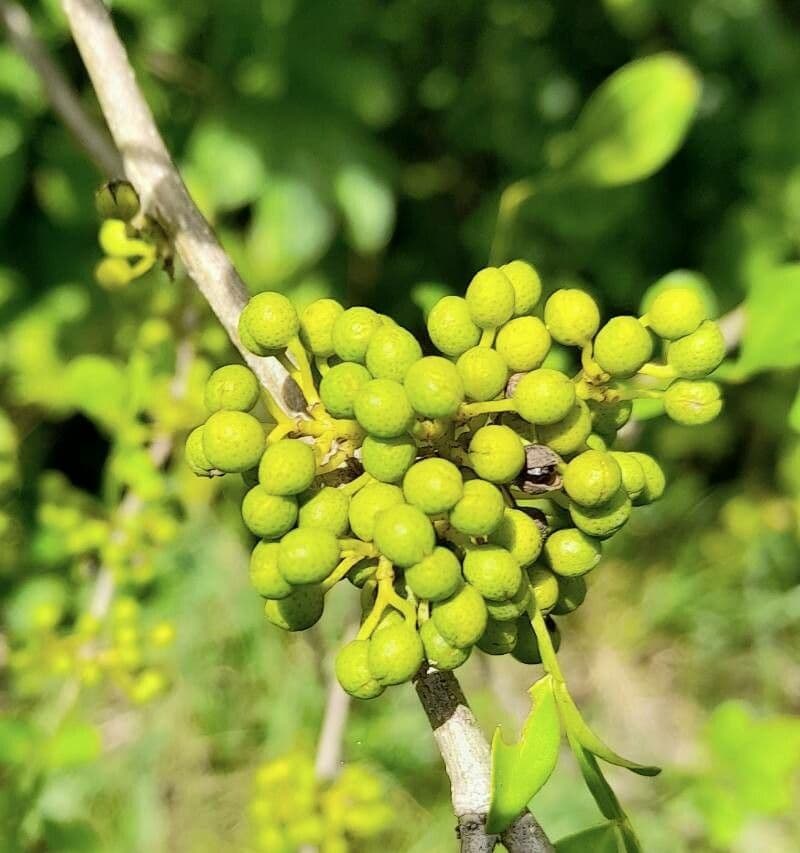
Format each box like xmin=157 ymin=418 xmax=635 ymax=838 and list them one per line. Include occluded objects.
xmin=0 ymin=718 xmax=36 ymax=765
xmin=45 ymin=722 xmax=102 ymax=770
xmin=335 ymin=165 xmax=395 ymax=254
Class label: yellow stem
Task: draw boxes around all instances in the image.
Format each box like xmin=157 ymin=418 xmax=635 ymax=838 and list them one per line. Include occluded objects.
xmin=339 ymin=472 xmax=374 ymax=496
xmin=458 ymin=399 xmax=515 ymax=420
xmin=287 ymin=337 xmax=321 ymax=406
xmin=637 ymin=362 xmax=676 ymax=381
xmin=479 ymin=328 xmax=497 ymax=348
xmin=314 ymin=355 xmax=330 ymax=376
xmin=322 ymin=554 xmax=363 ymax=592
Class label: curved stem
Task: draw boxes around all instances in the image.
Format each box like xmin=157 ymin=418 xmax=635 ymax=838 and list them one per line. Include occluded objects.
xmin=489 ymin=179 xmax=536 ymax=266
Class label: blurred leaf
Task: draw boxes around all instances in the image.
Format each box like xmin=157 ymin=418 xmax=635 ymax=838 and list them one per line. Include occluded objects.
xmin=64 ymin=355 xmax=130 ymax=431
xmin=45 ymin=723 xmax=102 ymax=770
xmin=5 ymin=576 xmax=68 ymax=636
xmin=0 ymin=718 xmax=36 ymax=765
xmin=555 ymin=821 xmax=626 ymax=852
xmin=43 ymin=820 xmax=103 ymax=853
xmin=789 ymin=385 xmax=800 ymax=432
xmin=335 ymin=164 xmax=395 ymax=254
xmin=411 ymin=282 xmax=452 ymax=319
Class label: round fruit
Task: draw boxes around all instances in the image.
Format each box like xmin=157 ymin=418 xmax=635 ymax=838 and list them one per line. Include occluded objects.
xmin=468 ymin=425 xmax=525 ymax=483
xmin=299 ymin=298 xmax=344 ymax=357
xmin=335 ymin=639 xmax=384 ymax=699
xmin=426 ymin=295 xmax=481 ymax=357
xmin=420 ymin=619 xmax=471 ymax=671
xmin=354 ymin=379 xmax=414 ymax=439
xmin=562 ymin=450 xmax=622 ymax=507
xmin=486 ymin=580 xmax=531 ymax=621
xmin=404 ymin=357 xmax=464 ymax=419
xmin=610 ymin=451 xmax=645 ymax=501
xmin=667 ymin=321 xmax=725 ymax=379
xmin=465 ymin=267 xmax=515 ymax=329
xmin=500 ymin=260 xmax=541 ymax=315
xmin=432 ymin=584 xmax=488 ymax=648
xmin=569 ymin=487 xmax=631 ymax=539
xmin=648 ymin=286 xmax=706 ymax=340
xmin=349 ymin=482 xmax=404 ymax=541
xmin=360 ymin=435 xmax=417 ymax=483
xmin=277 ymin=528 xmax=341 ymax=585
xmin=365 ymin=325 xmax=422 ymax=382
xmin=449 ymin=479 xmax=505 ymax=536
xmin=403 ymin=458 xmax=463 ymax=514
xmin=588 ymin=396 xmax=632 ymax=437
xmin=204 ymin=365 xmax=260 ymax=413
xmin=202 ymin=411 xmax=266 ymax=473
xmin=241 ymin=486 xmax=298 ymax=539
xmin=456 ymin=346 xmax=508 ymax=402
xmin=185 ymin=425 xmax=213 ymax=475
xmin=552 ymin=575 xmax=587 ymax=615
xmin=544 ymin=289 xmax=600 ymax=346
xmin=368 ymin=622 xmax=424 ymax=685
xmin=258 ymin=439 xmax=316 ymax=495
xmin=538 ymin=400 xmax=593 ymax=456
xmin=513 ymin=368 xmax=575 ymax=425
xmin=463 ymin=545 xmax=522 ymax=601
xmin=543 ymin=528 xmax=602 ymax=577
xmin=264 ymin=586 xmax=324 ymax=631
xmin=512 ymin=617 xmax=561 ymax=664
xmin=592 ymin=317 xmax=653 ymax=378
xmin=239 ymin=292 xmax=299 ymax=351
xmin=298 ymin=487 xmax=350 ymax=536
xmin=628 ymin=452 xmax=666 ymax=504
xmin=249 ymin=541 xmax=292 ymax=599
xmin=331 ymin=307 xmax=382 ymax=363
xmin=528 ymin=566 xmax=559 ymax=612
xmin=373 ymin=504 xmax=435 ymax=568
xmin=319 ymin=362 xmax=371 ymax=419
xmin=663 ymin=379 xmax=723 ymax=425
xmin=488 ymin=509 xmax=543 ymax=567
xmin=404 ymin=547 xmax=463 ymax=602
xmin=495 ymin=316 xmax=551 ymax=372
xmin=477 ymin=618 xmax=518 ymax=655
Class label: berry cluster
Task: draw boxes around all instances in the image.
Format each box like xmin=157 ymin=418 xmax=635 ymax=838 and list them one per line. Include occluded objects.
xmin=186 ymin=263 xmax=724 ymax=698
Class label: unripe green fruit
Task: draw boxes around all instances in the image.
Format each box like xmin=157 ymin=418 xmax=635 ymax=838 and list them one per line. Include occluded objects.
xmin=495 ymin=316 xmax=551 ymax=372
xmin=648 ymin=286 xmax=706 ymax=340
xmin=486 ymin=580 xmax=530 ymax=621
xmin=349 ymin=482 xmax=404 ymax=541
xmin=241 ymin=486 xmax=298 ymax=539
xmin=240 ymin=291 xmax=299 ymax=351
xmin=335 ymin=639 xmax=384 ymax=699
xmin=238 ymin=321 xmax=268 ymax=356
xmin=588 ymin=396 xmax=632 ymax=437
xmin=332 ymin=307 xmax=382 ymax=363
xmin=185 ymin=425 xmax=213 ymax=475
xmin=500 ymin=260 xmax=542 ymax=315
xmin=403 ymin=458 xmax=463 ymax=514
xmin=512 ymin=617 xmax=561 ymax=664
xmin=544 ymin=289 xmax=600 ymax=346
xmin=465 ymin=267 xmax=515 ymax=329
xmin=373 ymin=608 xmax=404 ymax=634
xmin=628 ymin=453 xmax=665 ymax=504
xmin=354 ymin=379 xmax=414 ymax=439
xmin=468 ymin=425 xmax=525 ymax=483
xmin=667 ymin=320 xmax=725 ymax=378
xmin=427 ymin=295 xmax=481 ymax=357
xmin=488 ymin=509 xmax=543 ymax=567
xmin=258 ymin=439 xmax=316 ymax=495
xmin=264 ymin=585 xmax=324 ymax=631
xmin=203 ymin=410 xmax=266 ymax=473
xmin=367 ymin=622 xmax=424 ymax=685
xmin=543 ymin=528 xmax=602 ymax=577
xmin=298 ymin=487 xmax=350 ymax=536
xmin=477 ymin=618 xmax=518 ymax=655
xmin=551 ymin=575 xmax=587 ymax=615
xmin=360 ymin=435 xmax=417 ymax=483
xmin=299 ymin=298 xmax=344 ymax=358
xmin=538 ymin=400 xmax=593 ymax=456
xmin=204 ymin=364 xmax=260 ymax=413
xmin=610 ymin=451 xmax=645 ymax=500
xmin=528 ymin=566 xmax=560 ymax=612
xmin=404 ymin=547 xmax=463 ymax=601
xmin=277 ymin=527 xmax=340 ymax=585
xmin=449 ymin=479 xmax=505 ymax=536
xmin=249 ymin=541 xmax=293 ymax=599
xmin=593 ymin=317 xmax=653 ymax=378
xmin=95 ymin=180 xmax=140 ymax=221
xmin=420 ymin=619 xmax=471 ymax=671
xmin=320 ymin=362 xmax=371 ymax=419
xmin=463 ymin=545 xmax=522 ymax=601
xmin=404 ymin=356 xmax=464 ymax=419
xmin=456 ymin=347 xmax=508 ymax=402
xmin=513 ymin=368 xmax=575 ymax=425
xmin=432 ymin=583 xmax=488 ymax=648
xmin=569 ymin=487 xmax=631 ymax=539
xmin=373 ymin=504 xmax=435 ymax=567
xmin=663 ymin=379 xmax=723 ymax=426
xmin=563 ymin=450 xmax=622 ymax=507
xmin=365 ymin=325 xmax=423 ymax=382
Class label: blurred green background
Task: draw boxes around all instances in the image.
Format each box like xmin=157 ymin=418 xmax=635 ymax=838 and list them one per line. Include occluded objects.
xmin=2 ymin=0 xmax=800 ymax=850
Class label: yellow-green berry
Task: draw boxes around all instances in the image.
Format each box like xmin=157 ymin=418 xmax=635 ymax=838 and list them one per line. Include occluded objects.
xmin=361 ymin=435 xmax=417 ymax=483
xmin=593 ymin=317 xmax=653 ymax=378
xmin=664 ymin=379 xmax=723 ymax=425
xmin=610 ymin=451 xmax=645 ymax=501
xmin=202 ymin=410 xmax=266 ymax=473
xmin=277 ymin=527 xmax=340 ymax=585
xmin=513 ymin=368 xmax=575 ymax=425
xmin=588 ymin=396 xmax=632 ymax=438
xmin=469 ymin=425 xmax=525 ymax=483
xmin=500 ymin=259 xmax=542 ymax=315
xmin=449 ymin=479 xmax=505 ymax=536
xmin=249 ymin=541 xmax=292 ymax=599
xmin=427 ymin=295 xmax=481 ymax=357
xmin=528 ymin=566 xmax=559 ymax=612
xmin=562 ymin=449 xmax=622 ymax=507
xmin=551 ymin=575 xmax=586 ymax=615
xmin=404 ymin=356 xmax=464 ymax=419
xmin=354 ymin=379 xmax=414 ymax=439
xmin=544 ymin=289 xmax=600 ymax=346
xmin=667 ymin=320 xmax=725 ymax=379
xmin=463 ymin=545 xmax=522 ymax=601
xmin=403 ymin=458 xmax=463 ymax=514
xmin=373 ymin=504 xmax=435 ymax=568
xmin=465 ymin=267 xmax=515 ymax=329
xmin=405 ymin=547 xmax=463 ymax=601
xmin=332 ymin=307 xmax=382 ymax=363
xmin=264 ymin=586 xmax=324 ymax=631
xmin=628 ymin=452 xmax=666 ymax=504
xmin=538 ymin=400 xmax=593 ymax=456
xmin=185 ymin=425 xmax=213 ymax=475
xmin=420 ymin=619 xmax=471 ymax=671
xmin=486 ymin=580 xmax=531 ymax=621
xmin=335 ymin=639 xmax=384 ymax=699
xmin=204 ymin=364 xmax=260 ymax=413
xmin=512 ymin=617 xmax=561 ymax=664
xmin=456 ymin=346 xmax=508 ymax=402
xmin=368 ymin=622 xmax=424 ymax=686
xmin=240 ymin=291 xmax=299 ymax=351
xmin=488 ymin=508 xmax=543 ymax=567
xmin=495 ymin=316 xmax=551 ymax=372
xmin=648 ymin=286 xmax=706 ymax=340
xmin=432 ymin=583 xmax=488 ymax=648
xmin=298 ymin=486 xmax=350 ymax=536
xmin=319 ymin=362 xmax=371 ymax=418
xmin=258 ymin=438 xmax=316 ymax=495
xmin=348 ymin=482 xmax=404 ymax=541
xmin=241 ymin=486 xmax=298 ymax=539
xmin=569 ymin=487 xmax=631 ymax=539
xmin=365 ymin=325 xmax=423 ymax=382
xmin=477 ymin=618 xmax=518 ymax=655
xmin=543 ymin=528 xmax=601 ymax=577
xmin=299 ymin=298 xmax=344 ymax=357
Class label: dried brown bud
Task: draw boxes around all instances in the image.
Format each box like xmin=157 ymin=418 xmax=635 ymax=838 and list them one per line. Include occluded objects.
xmin=516 ymin=444 xmax=563 ymax=495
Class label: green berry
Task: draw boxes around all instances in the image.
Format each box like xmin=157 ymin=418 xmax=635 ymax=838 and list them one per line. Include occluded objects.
xmin=258 ymin=439 xmax=316 ymax=495
xmin=593 ymin=317 xmax=653 ymax=378
xmin=373 ymin=608 xmax=405 ymax=634
xmin=588 ymin=396 xmax=632 ymax=437
xmin=528 ymin=566 xmax=559 ymax=612
xmin=319 ymin=362 xmax=371 ymax=419
xmin=185 ymin=426 xmax=213 ymax=475
xmin=465 ymin=267 xmax=515 ymax=329
xmin=544 ymin=289 xmax=600 ymax=346
xmin=365 ymin=325 xmax=423 ymax=382
xmin=361 ymin=435 xmax=417 ymax=483
xmin=427 ymin=295 xmax=481 ymax=357
xmin=238 ymin=320 xmax=268 ymax=356
xmin=354 ymin=379 xmax=414 ymax=439
xmin=456 ymin=347 xmax=508 ymax=402
xmin=495 ymin=316 xmax=551 ymax=372
xmin=373 ymin=504 xmax=435 ymax=568
xmin=239 ymin=292 xmax=299 ymax=351
xmin=468 ymin=425 xmax=525 ymax=483
xmin=552 ymin=575 xmax=587 ymax=615
xmin=463 ymin=545 xmax=522 ymax=601
xmin=449 ymin=479 xmax=505 ymax=536
xmin=405 ymin=547 xmax=463 ymax=602
xmin=203 ymin=410 xmax=266 ymax=473
xmin=513 ymin=368 xmax=575 ymax=425
xmin=404 ymin=356 xmax=464 ymax=419
xmin=348 ymin=482 xmax=404 ymax=541
xmin=335 ymin=639 xmax=384 ymax=699
xmin=249 ymin=541 xmax=292 ymax=599
xmin=277 ymin=527 xmax=340 ymax=585
xmin=264 ymin=585 xmax=324 ymax=631
xmin=628 ymin=453 xmax=665 ymax=504
xmin=403 ymin=458 xmax=463 ymax=514
xmin=241 ymin=485 xmax=298 ymax=539
xmin=648 ymin=286 xmax=706 ymax=340
xmin=543 ymin=528 xmax=602 ymax=577
xmin=562 ymin=450 xmax=622 ymax=507
xmin=368 ymin=622 xmax=424 ymax=685
xmin=538 ymin=400 xmax=593 ymax=456
xmin=477 ymin=618 xmax=518 ymax=655
xmin=512 ymin=617 xmax=561 ymax=664
xmin=500 ymin=260 xmax=542 ymax=315
xmin=332 ymin=307 xmax=382 ymax=363
xmin=610 ymin=451 xmax=645 ymax=501
xmin=667 ymin=320 xmax=725 ymax=379
xmin=298 ymin=487 xmax=350 ymax=536
xmin=486 ymin=580 xmax=531 ymax=621
xmin=420 ymin=619 xmax=471 ymax=671
xmin=569 ymin=487 xmax=631 ymax=539
xmin=488 ymin=509 xmax=543 ymax=567
xmin=432 ymin=583 xmax=488 ymax=648
xmin=663 ymin=379 xmax=723 ymax=426
xmin=299 ymin=298 xmax=344 ymax=358
xmin=204 ymin=365 xmax=260 ymax=413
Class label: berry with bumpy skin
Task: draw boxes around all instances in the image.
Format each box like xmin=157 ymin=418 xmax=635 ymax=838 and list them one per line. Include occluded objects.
xmin=332 ymin=307 xmax=382 ymax=363
xmin=420 ymin=619 xmax=471 ymax=671
xmin=552 ymin=575 xmax=587 ymax=615
xmin=468 ymin=425 xmax=525 ymax=483
xmin=259 ymin=439 xmax=316 ymax=496
xmin=405 ymin=547 xmax=463 ymax=602
xmin=477 ymin=618 xmax=518 ymax=655
xmin=249 ymin=541 xmax=292 ymax=599
xmin=365 ymin=325 xmax=423 ymax=382
xmin=628 ymin=453 xmax=666 ymax=504
xmin=570 ymin=487 xmax=631 ymax=539
xmin=264 ymin=585 xmax=324 ymax=631
xmin=238 ymin=321 xmax=268 ymax=356
xmin=544 ymin=289 xmax=600 ymax=346
xmin=538 ymin=400 xmax=593 ymax=456
xmin=319 ymin=362 xmax=371 ymax=419
xmin=449 ymin=479 xmax=505 ymax=536
xmin=512 ymin=617 xmax=561 ymax=664
xmin=335 ymin=639 xmax=384 ymax=699
xmin=610 ymin=451 xmax=645 ymax=501
xmin=349 ymin=482 xmax=404 ymax=541
xmin=488 ymin=509 xmax=543 ymax=567
xmin=544 ymin=528 xmax=601 ymax=577
xmin=404 ymin=357 xmax=464 ymax=419
xmin=495 ymin=317 xmax=551 ymax=372
xmin=403 ymin=458 xmax=463 ymax=514
xmin=277 ymin=528 xmax=340 ymax=585
xmin=432 ymin=583 xmax=488 ymax=648
xmin=367 ymin=622 xmax=424 ymax=685
xmin=513 ymin=368 xmax=576 ymax=425
xmin=486 ymin=580 xmax=531 ymax=621
xmin=667 ymin=320 xmax=725 ymax=378
xmin=204 ymin=365 xmax=260 ymax=413
xmin=456 ymin=347 xmax=508 ymax=402
xmin=465 ymin=267 xmax=515 ymax=329
xmin=299 ymin=298 xmax=343 ymax=357
xmin=593 ymin=317 xmax=653 ymax=378
xmin=427 ymin=295 xmax=481 ymax=357
xmin=500 ymin=260 xmax=541 ymax=315
xmin=239 ymin=292 xmax=299 ymax=351
xmin=563 ymin=450 xmax=622 ymax=507
xmin=203 ymin=411 xmax=266 ymax=473
xmin=373 ymin=504 xmax=435 ymax=567
xmin=354 ymin=379 xmax=413 ymax=439
xmin=185 ymin=426 xmax=213 ymax=475
xmin=648 ymin=286 xmax=706 ymax=340
xmin=361 ymin=435 xmax=417 ymax=483
xmin=528 ymin=566 xmax=560 ymax=612
xmin=463 ymin=545 xmax=522 ymax=601
xmin=588 ymin=396 xmax=632 ymax=437
xmin=298 ymin=487 xmax=350 ymax=536
xmin=664 ymin=379 xmax=723 ymax=425
xmin=242 ymin=486 xmax=298 ymax=539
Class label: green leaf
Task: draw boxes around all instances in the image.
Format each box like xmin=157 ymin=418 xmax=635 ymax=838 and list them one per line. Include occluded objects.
xmin=564 ymin=53 xmax=700 ymax=187
xmin=555 ymin=822 xmax=626 ymax=853
xmin=789 ymin=385 xmax=800 ymax=432
xmin=0 ymin=718 xmax=36 ymax=765
xmin=45 ymin=722 xmax=102 ymax=770
xmin=568 ymin=732 xmax=626 ymax=822
xmin=487 ymin=675 xmax=561 ymax=833
xmin=335 ymin=164 xmax=395 ymax=254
